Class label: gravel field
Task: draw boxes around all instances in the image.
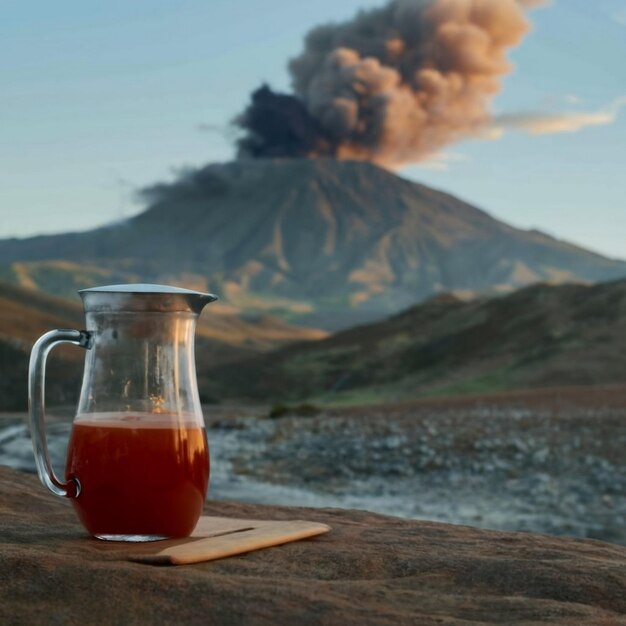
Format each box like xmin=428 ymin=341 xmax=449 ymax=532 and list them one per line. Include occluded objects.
xmin=2 ymin=387 xmax=625 ymax=544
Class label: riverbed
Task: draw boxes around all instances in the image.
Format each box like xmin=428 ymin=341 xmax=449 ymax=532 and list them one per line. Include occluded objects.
xmin=2 ymin=393 xmax=625 ymax=544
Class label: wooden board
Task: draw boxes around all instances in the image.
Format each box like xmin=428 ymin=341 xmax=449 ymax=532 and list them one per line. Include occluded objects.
xmin=122 ymin=516 xmax=331 ymax=565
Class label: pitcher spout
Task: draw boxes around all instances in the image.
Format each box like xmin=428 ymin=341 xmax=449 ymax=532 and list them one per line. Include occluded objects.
xmin=194 ymin=291 xmax=219 ymax=314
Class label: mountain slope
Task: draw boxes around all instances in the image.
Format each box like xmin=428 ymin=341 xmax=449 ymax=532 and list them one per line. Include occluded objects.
xmin=0 ymin=282 xmax=326 ymax=410
xmin=198 ymin=279 xmax=626 ymax=404
xmin=1 ymin=159 xmax=625 ymax=329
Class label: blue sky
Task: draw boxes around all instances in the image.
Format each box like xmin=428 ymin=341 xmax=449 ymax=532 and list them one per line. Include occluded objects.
xmin=1 ymin=0 xmax=625 ymax=259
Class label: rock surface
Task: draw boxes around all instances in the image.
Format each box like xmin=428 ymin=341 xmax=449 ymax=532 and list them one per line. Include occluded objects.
xmin=1 ymin=467 xmax=625 ymax=625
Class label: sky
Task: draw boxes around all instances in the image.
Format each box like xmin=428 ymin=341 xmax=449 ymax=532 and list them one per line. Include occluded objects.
xmin=1 ymin=0 xmax=625 ymax=259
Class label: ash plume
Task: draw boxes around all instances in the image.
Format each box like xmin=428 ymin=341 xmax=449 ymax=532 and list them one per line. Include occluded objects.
xmin=236 ymin=85 xmax=334 ymax=158
xmin=237 ymin=0 xmax=544 ymax=167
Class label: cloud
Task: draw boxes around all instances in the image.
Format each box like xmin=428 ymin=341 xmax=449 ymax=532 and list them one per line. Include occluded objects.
xmin=496 ymin=112 xmax=612 ymax=135
xmin=564 ymin=94 xmax=582 ymax=105
xmin=612 ymin=9 xmax=626 ymax=26
xmin=418 ymin=152 xmax=468 ymax=172
xmin=490 ymin=97 xmax=626 ymax=137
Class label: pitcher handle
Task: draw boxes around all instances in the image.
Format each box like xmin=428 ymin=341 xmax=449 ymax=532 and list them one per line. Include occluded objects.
xmin=28 ymin=329 xmax=93 ymax=498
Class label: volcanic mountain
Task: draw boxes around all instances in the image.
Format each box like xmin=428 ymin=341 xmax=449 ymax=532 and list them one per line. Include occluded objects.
xmin=1 ymin=159 xmax=625 ymax=329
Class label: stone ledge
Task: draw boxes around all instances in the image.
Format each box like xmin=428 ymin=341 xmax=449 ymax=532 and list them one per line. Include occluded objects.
xmin=1 ymin=466 xmax=625 ymax=626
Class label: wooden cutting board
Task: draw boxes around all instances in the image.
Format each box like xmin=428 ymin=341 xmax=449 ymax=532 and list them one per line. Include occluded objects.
xmin=121 ymin=516 xmax=331 ymax=565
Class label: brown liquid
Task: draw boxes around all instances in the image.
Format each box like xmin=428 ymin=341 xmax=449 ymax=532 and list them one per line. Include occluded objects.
xmin=65 ymin=415 xmax=209 ymax=538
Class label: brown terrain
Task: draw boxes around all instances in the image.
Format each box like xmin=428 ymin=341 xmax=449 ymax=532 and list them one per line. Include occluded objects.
xmin=3 ymin=278 xmax=626 ymax=409
xmin=200 ymin=278 xmax=626 ymax=404
xmin=1 ymin=465 xmax=625 ymax=625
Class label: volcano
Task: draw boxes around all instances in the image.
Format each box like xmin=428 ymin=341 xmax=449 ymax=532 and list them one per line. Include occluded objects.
xmin=1 ymin=159 xmax=625 ymax=329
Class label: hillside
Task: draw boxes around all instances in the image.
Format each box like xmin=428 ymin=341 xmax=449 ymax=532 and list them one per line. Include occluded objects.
xmin=198 ymin=279 xmax=626 ymax=404
xmin=1 ymin=159 xmax=625 ymax=329
xmin=0 ymin=285 xmax=85 ymax=410
xmin=0 ymin=282 xmax=325 ymax=410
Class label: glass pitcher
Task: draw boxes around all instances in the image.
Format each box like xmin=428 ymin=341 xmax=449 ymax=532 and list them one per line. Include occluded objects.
xmin=28 ymin=284 xmax=217 ymax=541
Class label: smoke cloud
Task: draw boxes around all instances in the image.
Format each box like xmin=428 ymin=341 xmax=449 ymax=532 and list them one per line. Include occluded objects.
xmin=237 ymin=0 xmax=544 ymax=167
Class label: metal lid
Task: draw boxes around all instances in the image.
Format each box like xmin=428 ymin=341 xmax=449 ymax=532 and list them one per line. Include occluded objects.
xmin=79 ymin=284 xmax=218 ymax=314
